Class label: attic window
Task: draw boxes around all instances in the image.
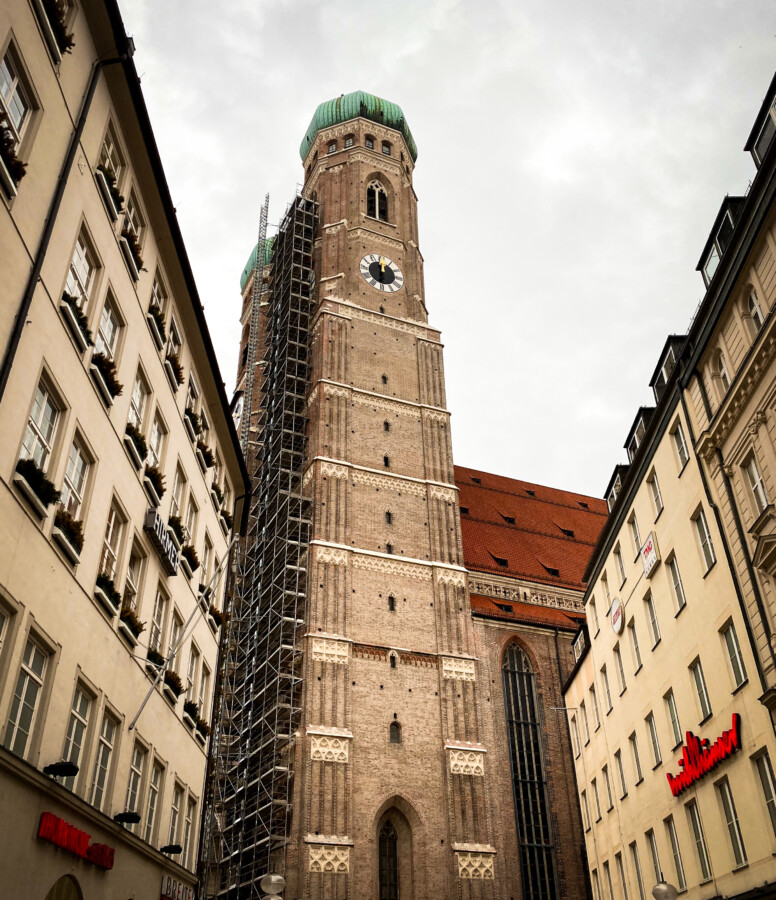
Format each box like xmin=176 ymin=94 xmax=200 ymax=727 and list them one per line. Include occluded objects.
xmin=540 ymin=562 xmax=560 ymax=577
xmin=496 ymin=603 xmax=513 ymax=613
xmin=471 ymin=477 xmax=481 ymax=484
xmin=500 ymin=514 xmax=516 ymax=525
xmin=627 ymin=417 xmax=647 ymax=462
xmin=753 ymin=98 xmax=776 ymax=166
xmin=460 ymin=506 xmax=469 ymax=515
xmin=489 ymin=552 xmax=509 ymax=568
xmin=578 ymin=501 xmax=589 ymax=509
xmin=653 ymin=346 xmax=677 ymax=401
xmin=525 ymin=489 xmax=535 ymax=497
xmin=702 ymin=210 xmax=735 ymax=286
xmin=559 ymin=526 xmax=575 ymax=537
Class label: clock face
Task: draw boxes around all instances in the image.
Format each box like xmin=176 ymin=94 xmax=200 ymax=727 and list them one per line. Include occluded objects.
xmin=359 ymin=254 xmax=404 ymax=292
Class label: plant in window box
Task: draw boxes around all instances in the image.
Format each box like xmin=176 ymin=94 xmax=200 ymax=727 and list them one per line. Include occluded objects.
xmin=184 ymin=406 xmax=202 ymax=441
xmin=196 ymin=439 xmax=215 ymax=470
xmin=123 ymin=422 xmax=148 ymax=469
xmin=164 ymin=351 xmax=184 ymax=389
xmin=94 ymin=572 xmax=121 ymax=615
xmin=40 ymin=0 xmax=75 ymax=55
xmin=210 ymin=482 xmax=224 ymax=510
xmin=195 ymin=718 xmax=211 ymax=743
xmin=14 ymin=458 xmax=60 ymax=516
xmin=146 ymin=303 xmax=167 ymax=349
xmin=208 ymin=605 xmax=225 ymax=634
xmin=220 ymin=510 xmax=234 ymax=533
xmin=94 ymin=164 xmax=124 ymax=220
xmin=52 ymin=508 xmax=84 ymax=563
xmin=118 ymin=605 xmax=145 ymax=646
xmin=163 ymin=669 xmax=184 ymax=703
xmin=90 ymin=351 xmax=123 ymax=404
xmin=0 ymin=113 xmax=27 ymax=192
xmin=167 ymin=514 xmax=185 ymax=550
xmin=120 ymin=227 xmax=144 ymax=270
xmin=183 ymin=700 xmax=199 ymax=729
xmin=143 ymin=463 xmax=166 ymax=506
xmin=180 ymin=544 xmax=200 ymax=579
xmin=60 ymin=291 xmax=93 ymax=350
xmin=146 ymin=646 xmax=165 ymax=668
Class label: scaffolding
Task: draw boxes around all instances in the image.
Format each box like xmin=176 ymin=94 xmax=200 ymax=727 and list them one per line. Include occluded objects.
xmin=201 ymin=193 xmax=318 ymax=899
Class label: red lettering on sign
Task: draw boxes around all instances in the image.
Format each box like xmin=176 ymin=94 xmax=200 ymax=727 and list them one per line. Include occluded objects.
xmin=666 ymin=713 xmax=741 ymax=797
xmin=37 ymin=812 xmax=115 ymax=870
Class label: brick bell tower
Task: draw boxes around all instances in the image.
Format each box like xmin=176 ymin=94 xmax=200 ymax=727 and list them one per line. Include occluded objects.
xmin=281 ymin=92 xmax=500 ymax=899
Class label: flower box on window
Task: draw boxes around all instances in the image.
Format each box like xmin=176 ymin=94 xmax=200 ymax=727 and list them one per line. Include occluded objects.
xmin=195 ymin=718 xmax=210 ymax=746
xmin=183 ymin=700 xmax=198 ymax=730
xmin=162 ymin=670 xmax=183 ymax=705
xmin=94 ymin=165 xmax=123 ymax=221
xmin=145 ymin=646 xmax=165 ymax=675
xmin=143 ymin=464 xmax=165 ymax=507
xmin=59 ymin=293 xmax=93 ymax=352
xmin=146 ymin=304 xmax=166 ymax=350
xmin=167 ymin=515 xmax=185 ymax=551
xmin=196 ymin=440 xmax=214 ymax=473
xmin=210 ymin=483 xmax=224 ymax=511
xmin=180 ymin=544 xmax=200 ymax=580
xmin=94 ymin=573 xmax=121 ymax=617
xmin=118 ymin=605 xmax=145 ymax=647
xmin=184 ymin=407 xmax=201 ymax=442
xmin=123 ymin=424 xmax=147 ymax=470
xmin=51 ymin=508 xmax=83 ymax=564
xmin=164 ymin=353 xmax=184 ymax=391
xmin=31 ymin=0 xmax=74 ymax=63
xmin=120 ymin=228 xmax=143 ymax=282
xmin=197 ymin=584 xmax=211 ymax=612
xmin=90 ymin=352 xmax=123 ymax=407
xmin=0 ymin=115 xmax=27 ymax=197
xmin=219 ymin=510 xmax=233 ymax=536
xmin=13 ymin=458 xmax=60 ymax=518
xmin=209 ymin=605 xmax=225 ymax=631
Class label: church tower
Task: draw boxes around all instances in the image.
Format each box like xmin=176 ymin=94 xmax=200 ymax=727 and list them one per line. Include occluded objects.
xmin=287 ymin=92 xmax=497 ymax=899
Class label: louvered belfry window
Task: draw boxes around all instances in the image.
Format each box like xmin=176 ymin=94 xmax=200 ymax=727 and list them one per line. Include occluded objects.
xmin=502 ymin=644 xmax=558 ymax=899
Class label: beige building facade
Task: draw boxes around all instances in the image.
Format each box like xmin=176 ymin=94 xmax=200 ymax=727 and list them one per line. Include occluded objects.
xmin=565 ymin=73 xmax=776 ymax=900
xmin=0 ymin=1 xmax=247 ymax=898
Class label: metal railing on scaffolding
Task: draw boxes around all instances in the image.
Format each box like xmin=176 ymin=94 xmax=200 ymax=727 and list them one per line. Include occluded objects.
xmin=200 ymin=192 xmax=318 ymax=900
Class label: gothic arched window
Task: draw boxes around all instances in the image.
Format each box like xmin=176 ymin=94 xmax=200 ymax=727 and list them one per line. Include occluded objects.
xmin=367 ymin=180 xmax=388 ymax=221
xmin=379 ymin=820 xmax=399 ymax=900
xmin=389 ymin=721 xmax=401 ymax=743
xmin=502 ymin=643 xmax=558 ymax=900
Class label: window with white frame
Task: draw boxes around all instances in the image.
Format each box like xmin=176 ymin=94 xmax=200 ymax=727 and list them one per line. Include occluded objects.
xmin=580 ymin=699 xmax=590 ymax=743
xmin=702 ymin=210 xmax=734 ymax=287
xmin=615 ymin=749 xmax=627 ymax=797
xmin=570 ymin=715 xmax=580 ymax=757
xmin=717 ymin=351 xmax=731 ymax=392
xmin=187 ymin=644 xmax=200 ymax=697
xmin=646 ymin=829 xmax=661 ymax=885
xmin=149 ymin=587 xmax=169 ymax=653
xmin=745 ymin=454 xmax=768 ymax=516
xmin=124 ymin=743 xmax=147 ymax=831
xmin=666 ymin=555 xmax=686 ymax=613
xmin=665 ymin=815 xmax=686 ymax=891
xmin=630 ymin=733 xmax=643 ymax=783
xmin=183 ymin=797 xmax=196 ymax=867
xmin=169 ymin=782 xmax=183 ymax=844
xmin=185 ymin=496 xmax=198 ymax=545
xmin=717 ymin=778 xmax=747 ymax=867
xmin=199 ymin=665 xmax=211 ymax=721
xmin=573 ymin=631 xmax=585 ymax=661
xmin=614 ymin=546 xmax=626 ymax=585
xmin=144 ymin=760 xmax=163 ymax=843
xmin=168 ymin=612 xmax=182 ymax=672
xmin=687 ymin=800 xmax=712 ymax=882
xmin=0 ymin=46 xmax=32 ymax=145
xmin=590 ymin=684 xmax=600 ymax=730
xmin=693 ymin=508 xmax=716 ymax=572
xmin=61 ymin=684 xmax=91 ymax=791
xmin=629 ymin=513 xmax=641 ymax=557
xmin=4 ymin=637 xmax=48 ymax=758
xmin=580 ymin=789 xmax=590 ymax=830
xmin=99 ymin=501 xmax=124 ymax=580
xmin=628 ymin=619 xmax=642 ymax=671
xmin=630 ymin=842 xmax=646 ymax=900
xmin=65 ymin=231 xmax=98 ymax=310
xmin=653 ymin=345 xmax=677 ymax=402
xmin=99 ymin=122 xmax=124 ymax=183
xmin=128 ymin=370 xmax=149 ymax=432
xmin=753 ymin=98 xmax=776 ymax=166
xmin=89 ymin=710 xmax=117 ymax=810
xmin=382 ymin=141 xmax=391 ymax=156
xmin=603 ymin=764 xmax=613 ymax=811
xmin=721 ymin=622 xmax=747 ymax=689
xmin=60 ymin=438 xmax=89 ymax=518
xmin=167 ymin=315 xmax=182 ymax=359
xmin=601 ymin=665 xmax=612 ymax=711
xmin=94 ymin=294 xmax=121 ymax=359
xmin=123 ymin=542 xmax=145 ymax=611
xmin=690 ymin=658 xmax=712 ymax=721
xmin=664 ymin=689 xmax=682 ymax=747
xmin=124 ymin=190 xmax=145 ymax=243
xmin=601 ymin=572 xmax=611 ymax=608
xmin=21 ymin=381 xmax=58 ymax=471
xmin=672 ymin=421 xmax=689 ymax=470
xmin=648 ymin=470 xmax=663 ymax=517
xmin=613 ymin=644 xmax=626 ymax=694
xmin=644 ymin=592 xmax=660 ymax=647
xmin=588 ymin=596 xmax=600 ymax=634
xmin=327 ymin=140 xmax=337 ymax=154
xmin=150 ymin=270 xmax=168 ymax=314
xmin=646 ymin=712 xmax=661 ymax=766
xmin=147 ymin=413 xmax=165 ymax=469
xmin=186 ymin=373 xmax=199 ymax=413
xmin=202 ymin=535 xmax=213 ymax=587
xmin=755 ymin=752 xmax=776 ymax=839
xmin=749 ymin=289 xmax=765 ymax=332
xmin=171 ymin=466 xmax=186 ymax=519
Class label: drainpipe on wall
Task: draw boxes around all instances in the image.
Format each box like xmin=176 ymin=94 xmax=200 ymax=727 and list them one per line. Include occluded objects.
xmin=0 ymin=41 xmax=134 ymax=405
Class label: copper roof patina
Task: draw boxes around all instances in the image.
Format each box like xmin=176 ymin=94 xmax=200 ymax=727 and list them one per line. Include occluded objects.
xmin=299 ymin=90 xmax=417 ymax=163
xmin=240 ymin=235 xmax=276 ymax=291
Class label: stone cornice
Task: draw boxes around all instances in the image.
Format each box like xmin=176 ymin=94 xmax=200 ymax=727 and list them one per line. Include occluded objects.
xmin=303 ymin=455 xmax=457 ymax=494
xmin=309 ymin=540 xmax=467 ymax=576
xmin=308 ymin=380 xmax=450 ymax=417
xmin=467 ymin=570 xmax=584 ymax=614
xmin=312 ymin=296 xmax=439 ymax=340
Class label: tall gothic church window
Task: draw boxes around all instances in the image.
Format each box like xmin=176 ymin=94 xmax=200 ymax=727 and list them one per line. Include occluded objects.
xmin=502 ymin=644 xmax=558 ymax=899
xmin=379 ymin=820 xmax=399 ymax=900
xmin=367 ymin=180 xmax=388 ymax=221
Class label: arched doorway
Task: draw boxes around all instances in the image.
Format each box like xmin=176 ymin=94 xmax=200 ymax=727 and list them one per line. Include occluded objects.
xmin=375 ymin=805 xmax=414 ymax=900
xmin=44 ymin=875 xmax=83 ymax=900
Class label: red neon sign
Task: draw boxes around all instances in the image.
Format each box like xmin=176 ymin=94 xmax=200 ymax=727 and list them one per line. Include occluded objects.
xmin=37 ymin=811 xmax=115 ymax=869
xmin=666 ymin=713 xmax=741 ymax=797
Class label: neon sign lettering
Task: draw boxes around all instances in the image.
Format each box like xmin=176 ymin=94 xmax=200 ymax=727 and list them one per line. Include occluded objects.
xmin=666 ymin=713 xmax=741 ymax=797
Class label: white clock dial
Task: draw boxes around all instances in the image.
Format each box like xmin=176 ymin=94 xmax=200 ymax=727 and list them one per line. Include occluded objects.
xmin=359 ymin=254 xmax=404 ymax=293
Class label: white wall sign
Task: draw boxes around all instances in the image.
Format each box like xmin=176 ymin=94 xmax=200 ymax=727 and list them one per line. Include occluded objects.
xmin=640 ymin=532 xmax=660 ymax=578
xmin=611 ymin=598 xmax=624 ymax=634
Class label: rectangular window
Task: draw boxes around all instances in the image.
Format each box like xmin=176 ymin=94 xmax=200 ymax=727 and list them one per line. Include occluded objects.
xmin=149 ymin=588 xmax=169 ymax=653
xmin=673 ymin=422 xmax=689 ymax=469
xmin=628 ymin=620 xmax=642 ymax=671
xmin=89 ymin=712 xmax=117 ymax=810
xmin=99 ymin=122 xmax=124 ymax=182
xmin=187 ymin=645 xmax=200 ymax=696
xmin=601 ymin=665 xmax=613 ymax=711
xmin=99 ymin=502 xmax=124 ymax=580
xmin=664 ymin=690 xmax=682 ymax=747
xmin=167 ymin=315 xmax=183 ymax=359
xmin=602 ymin=573 xmax=611 ymax=607
xmin=687 ymin=800 xmax=712 ymax=882
xmin=60 ymin=439 xmax=89 ymax=518
xmin=147 ymin=413 xmax=165 ymax=469
xmin=573 ymin=632 xmax=585 ymax=661
xmin=721 ymin=622 xmax=747 ymax=689
xmin=646 ymin=829 xmax=661 ymax=886
xmin=123 ymin=543 xmax=145 ymax=612
xmin=614 ymin=546 xmax=626 ymax=585
xmin=124 ymin=191 xmax=145 ymax=243
xmin=648 ymin=471 xmax=664 ymax=517
xmin=590 ymin=684 xmax=600 ymax=730
xmin=718 ymin=778 xmax=747 ymax=867
xmin=168 ymin=613 xmax=183 ymax=671
xmin=614 ymin=644 xmax=626 ymax=694
xmin=21 ymin=382 xmax=58 ymax=471
xmin=690 ymin=659 xmax=712 ymax=721
xmin=603 ymin=764 xmax=613 ymax=810
xmin=580 ymin=700 xmax=590 ymax=743
xmin=144 ymin=760 xmax=163 ymax=843
xmin=646 ymin=713 xmax=661 ymax=766
xmin=65 ymin=232 xmax=97 ymax=310
xmin=746 ymin=455 xmax=769 ymax=515
xmin=61 ymin=684 xmax=91 ymax=790
xmin=603 ymin=861 xmax=614 ymax=900
xmin=694 ymin=508 xmax=716 ymax=572
xmin=0 ymin=47 xmax=31 ymax=142
xmin=171 ymin=466 xmax=186 ymax=520
xmin=592 ymin=869 xmax=600 ymax=900
xmin=630 ymin=733 xmax=643 ymax=783
xmin=589 ymin=597 xmax=600 ymax=634
xmin=4 ymin=638 xmax=47 ymax=758
xmin=665 ymin=816 xmax=686 ymax=891
xmin=629 ymin=514 xmax=641 ymax=557
xmin=645 ymin=592 xmax=660 ymax=647
xmin=630 ymin=842 xmax=646 ymax=900
xmin=151 ymin=270 xmax=168 ymax=314
xmin=199 ymin=665 xmax=211 ymax=720
xmin=128 ymin=370 xmax=149 ymax=432
xmin=667 ymin=556 xmax=686 ymax=612
xmin=756 ymin=752 xmax=776 ymax=839
xmin=94 ymin=295 xmax=120 ymax=360
xmin=124 ymin=743 xmax=147 ymax=832
xmin=185 ymin=496 xmax=199 ymax=545
xmin=570 ymin=715 xmax=580 ymax=756
xmin=169 ymin=782 xmax=183 ymax=844
xmin=183 ymin=797 xmax=196 ymax=867
xmin=592 ymin=777 xmax=602 ymax=820
xmin=615 ymin=749 xmax=627 ymax=797
xmin=581 ymin=789 xmax=591 ymax=830
xmin=615 ymin=852 xmax=629 ymax=900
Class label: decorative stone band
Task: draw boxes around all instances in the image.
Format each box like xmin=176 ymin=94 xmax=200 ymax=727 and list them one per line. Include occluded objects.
xmin=307 ymin=840 xmax=352 ymax=874
xmin=308 ymin=727 xmax=353 ymax=763
xmin=311 ymin=637 xmax=350 ymax=665
xmin=302 ymin=455 xmax=456 ymax=499
xmin=353 ymin=469 xmax=426 ymax=496
xmin=441 ymin=657 xmax=476 ymax=681
xmin=435 ymin=569 xmax=466 ymax=587
xmin=352 ymin=554 xmax=433 ymax=581
xmin=429 ymin=485 xmax=457 ymax=502
xmin=446 ymin=740 xmax=487 ymax=776
xmin=315 ymin=546 xmax=349 ymax=566
xmin=453 ymin=844 xmax=496 ymax=880
xmin=467 ymin=574 xmax=583 ymax=613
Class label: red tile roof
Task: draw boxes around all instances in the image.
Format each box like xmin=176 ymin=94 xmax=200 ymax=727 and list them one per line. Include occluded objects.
xmin=469 ymin=595 xmax=584 ymax=631
xmin=455 ymin=465 xmax=608 ymax=593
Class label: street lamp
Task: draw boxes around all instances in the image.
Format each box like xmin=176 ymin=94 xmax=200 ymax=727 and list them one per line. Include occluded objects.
xmin=260 ymin=873 xmax=285 ymax=898
xmin=652 ymin=881 xmax=679 ymax=900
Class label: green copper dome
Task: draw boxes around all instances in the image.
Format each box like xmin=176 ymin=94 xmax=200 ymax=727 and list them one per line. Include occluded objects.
xmin=240 ymin=235 xmax=276 ymax=291
xmin=299 ymin=91 xmax=417 ymax=162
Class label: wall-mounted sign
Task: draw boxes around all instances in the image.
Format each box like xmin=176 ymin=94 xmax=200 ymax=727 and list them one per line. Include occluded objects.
xmin=641 ymin=532 xmax=660 ymax=578
xmin=666 ymin=713 xmax=741 ymax=797
xmin=161 ymin=874 xmax=195 ymax=900
xmin=611 ymin=598 xmax=624 ymax=634
xmin=144 ymin=507 xmax=180 ymax=576
xmin=37 ymin=812 xmax=115 ymax=869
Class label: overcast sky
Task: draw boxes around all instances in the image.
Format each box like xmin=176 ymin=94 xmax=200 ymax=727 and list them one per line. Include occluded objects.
xmin=120 ymin=0 xmax=775 ymax=499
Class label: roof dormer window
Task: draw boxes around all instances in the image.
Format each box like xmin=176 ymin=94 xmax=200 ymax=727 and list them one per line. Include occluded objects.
xmin=627 ymin=418 xmax=646 ymax=463
xmin=702 ymin=210 xmax=735 ymax=286
xmin=607 ymin=473 xmax=622 ymax=512
xmin=653 ymin=345 xmax=676 ymax=402
xmin=752 ymin=97 xmax=776 ymax=167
